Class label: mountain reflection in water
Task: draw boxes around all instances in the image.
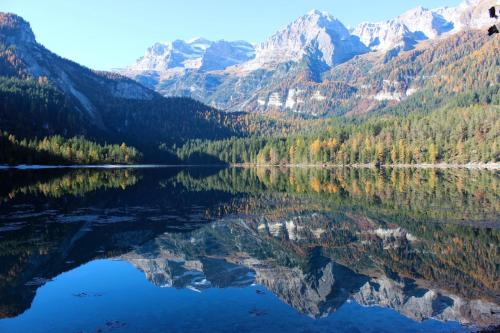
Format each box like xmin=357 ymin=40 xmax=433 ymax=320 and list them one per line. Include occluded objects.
xmin=0 ymin=167 xmax=498 ymax=332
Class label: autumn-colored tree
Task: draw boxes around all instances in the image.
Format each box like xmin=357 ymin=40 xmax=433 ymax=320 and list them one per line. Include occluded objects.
xmin=398 ymin=140 xmax=406 ymax=164
xmin=288 ymin=145 xmax=296 ymax=164
xmin=375 ymin=141 xmax=384 ymax=165
xmin=310 ymin=139 xmax=322 ymax=162
xmin=391 ymin=145 xmax=397 ymax=164
xmin=428 ymin=143 xmax=438 ymax=164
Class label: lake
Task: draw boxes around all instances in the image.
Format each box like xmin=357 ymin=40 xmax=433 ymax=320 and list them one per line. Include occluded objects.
xmin=0 ymin=166 xmax=498 ymax=333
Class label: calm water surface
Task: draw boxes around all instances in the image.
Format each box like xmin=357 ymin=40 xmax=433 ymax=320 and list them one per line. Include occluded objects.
xmin=0 ymin=167 xmax=498 ymax=333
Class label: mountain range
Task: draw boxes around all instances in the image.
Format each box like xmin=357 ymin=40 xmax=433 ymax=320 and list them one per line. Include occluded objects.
xmin=120 ymin=0 xmax=498 ymax=116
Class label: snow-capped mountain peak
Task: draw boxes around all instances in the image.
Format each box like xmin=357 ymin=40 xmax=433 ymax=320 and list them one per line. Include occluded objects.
xmin=397 ymin=6 xmax=453 ymax=39
xmin=127 ymin=38 xmax=255 ymax=73
xmin=436 ymin=0 xmax=497 ymax=31
xmin=352 ymin=0 xmax=496 ymax=53
xmin=185 ymin=37 xmax=212 ymax=51
xmin=353 ymin=20 xmax=415 ymax=52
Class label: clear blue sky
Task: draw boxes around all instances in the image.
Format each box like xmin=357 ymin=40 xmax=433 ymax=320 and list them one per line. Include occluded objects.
xmin=1 ymin=0 xmax=462 ymax=70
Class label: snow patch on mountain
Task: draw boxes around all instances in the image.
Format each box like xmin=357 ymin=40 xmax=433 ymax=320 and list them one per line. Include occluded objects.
xmin=239 ymin=10 xmax=368 ymax=71
xmin=436 ymin=0 xmax=497 ymax=31
xmin=352 ymin=0 xmax=496 ymax=52
xmin=126 ymin=38 xmax=255 ymax=73
xmin=398 ymin=6 xmax=454 ymax=39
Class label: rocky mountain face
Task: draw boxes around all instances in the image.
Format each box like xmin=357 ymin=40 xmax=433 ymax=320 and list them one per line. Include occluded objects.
xmin=352 ymin=6 xmax=454 ymax=53
xmin=121 ymin=0 xmax=497 ymax=116
xmin=121 ymin=37 xmax=255 ymax=90
xmin=0 ymin=13 xmax=238 ymax=159
xmin=125 ymin=38 xmax=255 ymax=73
xmin=436 ymin=0 xmax=498 ymax=31
xmin=354 ymin=276 xmax=500 ymax=327
xmin=240 ymin=10 xmax=367 ymax=71
xmin=130 ymin=38 xmax=211 ymax=72
xmin=120 ymin=217 xmax=500 ymax=326
xmin=352 ymin=0 xmax=496 ymax=53
xmin=125 ymin=255 xmax=255 ymax=290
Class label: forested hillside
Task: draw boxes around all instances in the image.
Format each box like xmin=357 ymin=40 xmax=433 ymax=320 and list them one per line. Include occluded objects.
xmin=0 ymin=13 xmax=242 ymax=163
xmin=0 ymin=131 xmax=141 ymax=165
xmin=176 ymin=102 xmax=499 ymax=165
xmin=333 ymin=31 xmax=499 ymax=116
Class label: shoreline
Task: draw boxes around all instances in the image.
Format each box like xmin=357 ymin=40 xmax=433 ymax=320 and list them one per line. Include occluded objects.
xmin=0 ymin=164 xmax=227 ymax=170
xmin=231 ymin=162 xmax=500 ymax=170
xmin=0 ymin=162 xmax=498 ymax=170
